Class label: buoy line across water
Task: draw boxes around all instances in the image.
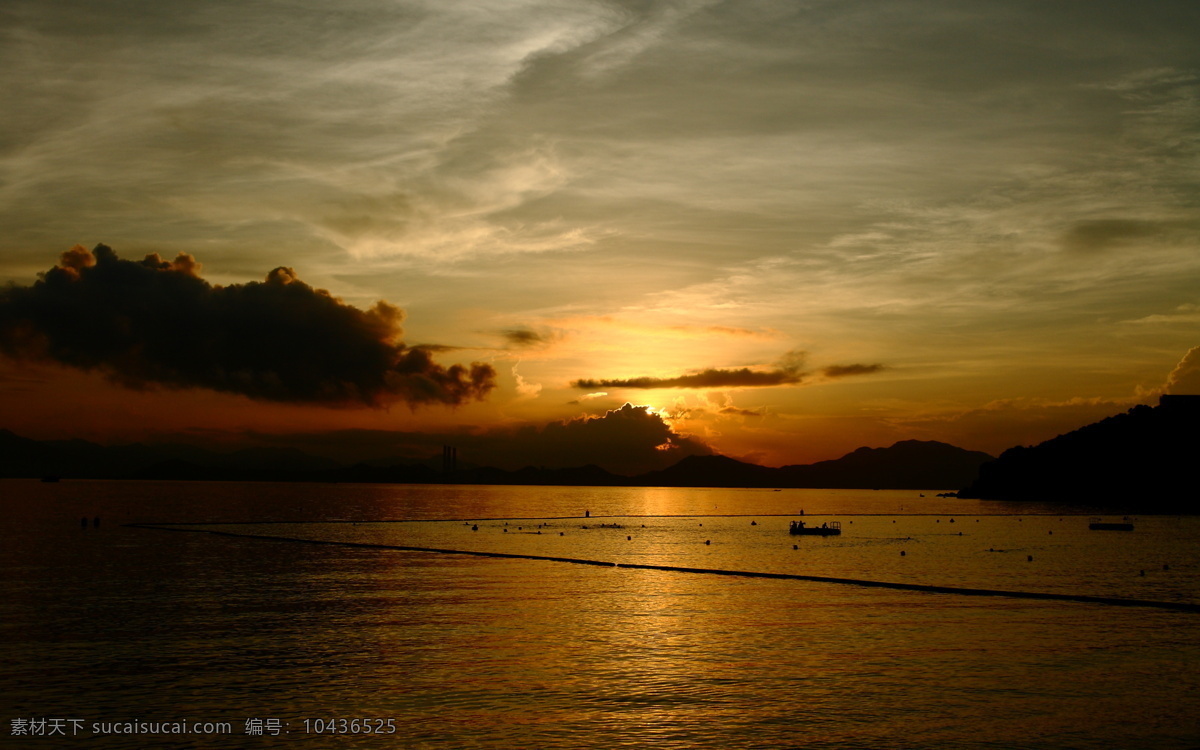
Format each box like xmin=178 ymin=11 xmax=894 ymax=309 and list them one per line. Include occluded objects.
xmin=127 ymin=522 xmax=1200 ymax=614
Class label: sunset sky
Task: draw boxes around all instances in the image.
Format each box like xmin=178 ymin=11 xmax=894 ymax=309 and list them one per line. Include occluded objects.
xmin=2 ymin=1 xmax=1198 ymax=472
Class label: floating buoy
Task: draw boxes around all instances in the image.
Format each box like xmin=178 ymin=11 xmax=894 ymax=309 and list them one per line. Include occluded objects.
xmin=793 ymin=544 xmax=798 ymax=550
xmin=503 ymin=528 xmax=508 ymax=533
xmin=705 ymin=540 xmax=710 ymax=545
xmin=1027 ymin=555 xmax=1033 ymax=562
xmin=560 ymin=532 xmax=564 ymax=536
xmin=627 ymin=536 xmax=631 ymax=540
xmin=472 ymin=525 xmax=478 ymax=531
xmin=1164 ymin=564 xmax=1170 ymax=571
xmin=751 ymin=521 xmax=757 ymax=526
xmin=1140 ymin=570 xmax=1145 ymax=577
xmin=901 ymin=551 xmax=906 ymax=557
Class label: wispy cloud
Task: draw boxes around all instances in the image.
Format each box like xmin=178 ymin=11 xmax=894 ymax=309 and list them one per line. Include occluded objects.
xmin=510 ymin=362 xmax=543 ymax=400
xmin=1061 ymin=219 xmax=1200 ymax=254
xmin=1119 ymin=302 xmax=1200 ymax=327
xmin=822 ymin=364 xmax=886 ymax=379
xmin=572 ymin=368 xmax=803 ymax=390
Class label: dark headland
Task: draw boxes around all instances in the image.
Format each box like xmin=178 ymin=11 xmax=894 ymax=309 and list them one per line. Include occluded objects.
xmin=959 ymin=395 xmax=1199 ymax=512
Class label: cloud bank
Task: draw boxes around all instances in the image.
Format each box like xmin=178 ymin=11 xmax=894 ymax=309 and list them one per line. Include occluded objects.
xmin=0 ymin=245 xmax=496 ymax=407
xmin=1165 ymin=346 xmax=1200 ymax=395
xmin=501 ymin=402 xmax=711 ymax=474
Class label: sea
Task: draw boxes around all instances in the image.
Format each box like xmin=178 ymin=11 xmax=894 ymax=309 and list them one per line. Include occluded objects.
xmin=3 ymin=479 xmax=1199 ymax=749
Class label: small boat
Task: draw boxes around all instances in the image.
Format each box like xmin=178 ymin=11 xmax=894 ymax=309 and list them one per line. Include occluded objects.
xmin=790 ymin=520 xmax=841 ymax=536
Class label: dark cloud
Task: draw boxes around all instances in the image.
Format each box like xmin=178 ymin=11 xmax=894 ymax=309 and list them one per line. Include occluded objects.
xmin=507 ymin=403 xmax=712 ymax=474
xmin=572 ymin=351 xmax=806 ymax=390
xmin=720 ymin=406 xmax=765 ymax=417
xmin=0 ymin=244 xmax=496 ymax=407
xmin=821 ymin=363 xmax=886 ymax=378
xmin=500 ymin=327 xmax=551 ymax=347
xmin=572 ymin=368 xmax=804 ymax=390
xmin=572 ymin=350 xmax=884 ymax=390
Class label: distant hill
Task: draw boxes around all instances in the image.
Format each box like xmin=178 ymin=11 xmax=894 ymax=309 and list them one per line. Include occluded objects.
xmin=958 ymin=395 xmax=1199 ymax=511
xmin=0 ymin=429 xmax=342 ymax=480
xmin=0 ymin=429 xmax=990 ymax=490
xmin=635 ymin=454 xmax=781 ymax=487
xmin=629 ymin=442 xmax=992 ymax=489
xmin=778 ymin=440 xmax=995 ymax=489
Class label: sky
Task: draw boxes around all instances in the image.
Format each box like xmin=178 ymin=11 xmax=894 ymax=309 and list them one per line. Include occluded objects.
xmin=1 ymin=0 xmax=1198 ymax=473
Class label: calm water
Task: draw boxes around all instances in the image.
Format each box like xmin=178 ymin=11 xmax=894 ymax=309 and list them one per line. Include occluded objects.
xmin=3 ymin=479 xmax=1199 ymax=748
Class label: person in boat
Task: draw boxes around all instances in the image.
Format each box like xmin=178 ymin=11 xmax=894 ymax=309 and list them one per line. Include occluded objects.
xmin=821 ymin=522 xmax=827 ymax=529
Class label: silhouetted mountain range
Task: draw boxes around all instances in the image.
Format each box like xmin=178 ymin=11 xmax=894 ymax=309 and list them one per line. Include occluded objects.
xmin=958 ymin=395 xmax=1199 ymax=512
xmin=7 ymin=397 xmax=1197 ymax=506
xmin=780 ymin=440 xmax=993 ymax=490
xmin=0 ymin=430 xmax=344 ymax=481
xmin=631 ymin=441 xmax=993 ymax=489
xmin=0 ymin=429 xmax=990 ymax=490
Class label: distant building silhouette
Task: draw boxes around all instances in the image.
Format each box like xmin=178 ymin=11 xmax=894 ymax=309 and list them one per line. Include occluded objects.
xmin=442 ymin=445 xmax=458 ymax=474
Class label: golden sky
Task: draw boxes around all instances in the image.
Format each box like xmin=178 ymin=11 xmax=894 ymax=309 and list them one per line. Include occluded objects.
xmin=1 ymin=1 xmax=1198 ymax=472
